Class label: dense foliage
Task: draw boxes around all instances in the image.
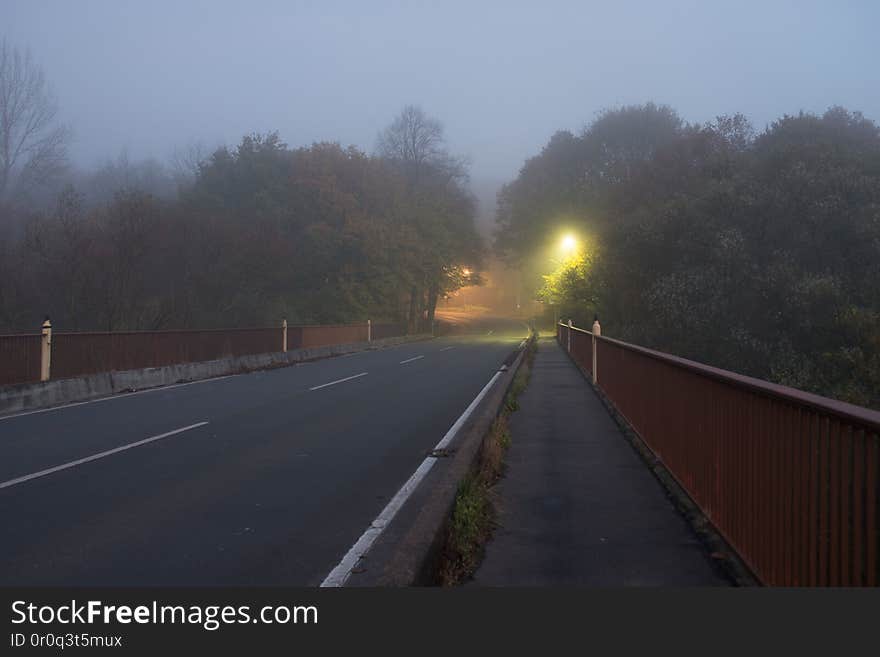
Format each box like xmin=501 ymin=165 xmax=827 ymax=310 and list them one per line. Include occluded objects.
xmin=496 ymin=104 xmax=880 ymax=408
xmin=0 ymin=110 xmax=483 ymax=332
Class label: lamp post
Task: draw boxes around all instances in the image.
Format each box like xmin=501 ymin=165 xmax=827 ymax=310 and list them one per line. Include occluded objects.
xmin=461 ymin=267 xmax=471 ymax=309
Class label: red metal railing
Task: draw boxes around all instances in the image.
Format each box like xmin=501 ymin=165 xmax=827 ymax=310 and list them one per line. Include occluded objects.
xmin=290 ymin=323 xmax=370 ymax=349
xmin=51 ymin=328 xmax=283 ymax=379
xmin=556 ymin=323 xmax=593 ymax=376
xmin=0 ymin=334 xmax=42 ymax=385
xmin=0 ymin=321 xmax=408 ymax=386
xmin=559 ymin=322 xmax=880 ymax=586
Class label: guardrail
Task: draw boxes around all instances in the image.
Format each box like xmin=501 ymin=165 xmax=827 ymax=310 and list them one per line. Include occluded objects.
xmin=0 ymin=334 xmax=42 ymax=386
xmin=0 ymin=320 xmax=408 ymax=386
xmin=558 ymin=321 xmax=880 ymax=586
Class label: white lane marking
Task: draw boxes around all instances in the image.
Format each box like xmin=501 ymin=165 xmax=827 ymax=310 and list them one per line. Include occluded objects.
xmin=0 ymin=337 xmax=434 ymax=423
xmin=309 ymin=372 xmax=368 ymax=391
xmin=0 ymin=422 xmax=209 ymax=490
xmin=399 ymin=355 xmax=424 ymax=364
xmin=434 ymin=370 xmax=504 ymax=451
xmin=439 ymin=346 xmax=454 ymax=352
xmin=321 ymin=368 xmax=505 ymax=587
xmin=0 ymin=377 xmax=236 ymax=423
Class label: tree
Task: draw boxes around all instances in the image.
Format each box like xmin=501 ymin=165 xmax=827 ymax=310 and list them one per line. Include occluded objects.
xmin=376 ymin=105 xmax=465 ymax=184
xmin=169 ymin=140 xmax=210 ymax=190
xmin=0 ymin=39 xmax=69 ymax=209
xmin=376 ymin=105 xmax=482 ymax=329
xmin=84 ymin=150 xmax=175 ymax=206
xmin=495 ymin=103 xmax=880 ymax=408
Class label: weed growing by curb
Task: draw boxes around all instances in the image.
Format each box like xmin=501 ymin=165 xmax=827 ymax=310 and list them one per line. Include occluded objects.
xmin=437 ymin=336 xmax=536 ymax=586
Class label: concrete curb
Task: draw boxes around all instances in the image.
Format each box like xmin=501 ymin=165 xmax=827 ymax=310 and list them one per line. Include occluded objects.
xmin=0 ymin=334 xmax=433 ymax=417
xmin=345 ymin=336 xmax=532 ymax=587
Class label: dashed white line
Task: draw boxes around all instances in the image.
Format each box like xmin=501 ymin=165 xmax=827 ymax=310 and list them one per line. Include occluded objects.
xmin=439 ymin=346 xmax=454 ymax=352
xmin=321 ymin=368 xmax=505 ymax=587
xmin=399 ymin=355 xmax=424 ymax=364
xmin=309 ymin=372 xmax=368 ymax=391
xmin=0 ymin=422 xmax=210 ymax=490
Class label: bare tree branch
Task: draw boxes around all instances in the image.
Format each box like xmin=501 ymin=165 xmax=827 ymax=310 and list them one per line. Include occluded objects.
xmin=0 ymin=38 xmax=69 ymax=206
xmin=376 ymin=105 xmax=447 ymax=183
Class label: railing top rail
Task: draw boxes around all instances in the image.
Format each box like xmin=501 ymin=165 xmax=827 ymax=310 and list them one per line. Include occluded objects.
xmin=556 ymin=321 xmax=592 ymax=335
xmin=1 ymin=322 xmax=375 ymax=340
xmin=46 ymin=327 xmax=280 ymax=337
xmin=594 ymin=332 xmax=880 ymax=430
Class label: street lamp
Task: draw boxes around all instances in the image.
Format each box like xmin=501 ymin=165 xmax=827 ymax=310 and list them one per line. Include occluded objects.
xmin=560 ymin=234 xmax=577 ymax=254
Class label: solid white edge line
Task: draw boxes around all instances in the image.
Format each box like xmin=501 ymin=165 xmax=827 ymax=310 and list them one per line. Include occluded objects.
xmin=0 ymin=421 xmax=210 ymax=490
xmin=321 ymin=368 xmax=504 ymax=587
xmin=309 ymin=372 xmax=368 ymax=391
xmin=434 ymin=371 xmax=503 ymax=451
xmin=399 ymin=355 xmax=424 ymax=364
xmin=0 ymin=376 xmax=236 ymax=423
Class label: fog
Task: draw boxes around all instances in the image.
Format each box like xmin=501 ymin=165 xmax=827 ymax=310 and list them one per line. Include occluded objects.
xmin=5 ymin=0 xmax=879 ymax=214
xmin=4 ymin=1 xmax=880 ymax=407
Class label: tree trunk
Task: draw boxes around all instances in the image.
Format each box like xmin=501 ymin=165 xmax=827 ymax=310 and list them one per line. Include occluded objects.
xmin=407 ymin=285 xmax=419 ymax=334
xmin=426 ymin=281 xmax=439 ymax=329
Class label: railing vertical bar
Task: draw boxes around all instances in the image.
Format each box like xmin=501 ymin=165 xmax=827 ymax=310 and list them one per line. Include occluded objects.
xmin=796 ymin=403 xmax=807 ymax=585
xmin=768 ymin=397 xmax=777 ymax=584
xmin=765 ymin=394 xmax=775 ymax=582
xmin=819 ymin=417 xmax=831 ymax=585
xmin=771 ymin=395 xmax=782 ymax=584
xmin=755 ymin=392 xmax=766 ymax=580
xmin=808 ymin=411 xmax=819 ymax=586
xmin=867 ymin=433 xmax=878 ymax=586
xmin=715 ymin=384 xmax=724 ymax=526
xmin=736 ymin=388 xmax=744 ymax=547
xmin=852 ymin=428 xmax=864 ymax=586
xmin=840 ymin=425 xmax=852 ymax=586
xmin=829 ymin=418 xmax=840 ymax=586
xmin=745 ymin=390 xmax=755 ymax=577
xmin=787 ymin=402 xmax=797 ymax=585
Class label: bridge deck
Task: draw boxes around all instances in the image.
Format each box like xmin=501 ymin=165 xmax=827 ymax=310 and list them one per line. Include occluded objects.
xmin=473 ymin=337 xmax=730 ymax=586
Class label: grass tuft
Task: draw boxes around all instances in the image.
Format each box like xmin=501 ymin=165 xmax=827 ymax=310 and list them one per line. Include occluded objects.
xmin=436 ymin=335 xmax=536 ymax=586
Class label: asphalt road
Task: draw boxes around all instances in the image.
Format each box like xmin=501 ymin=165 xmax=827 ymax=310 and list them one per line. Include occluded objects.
xmin=0 ymin=319 xmax=527 ymax=586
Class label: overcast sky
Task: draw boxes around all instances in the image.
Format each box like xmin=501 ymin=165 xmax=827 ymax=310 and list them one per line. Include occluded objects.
xmin=5 ymin=0 xmax=880 ymax=194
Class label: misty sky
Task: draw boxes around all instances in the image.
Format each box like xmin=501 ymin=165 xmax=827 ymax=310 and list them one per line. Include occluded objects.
xmin=5 ymin=0 xmax=880 ymax=195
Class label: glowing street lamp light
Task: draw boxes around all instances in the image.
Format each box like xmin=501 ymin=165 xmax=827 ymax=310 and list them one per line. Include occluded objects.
xmin=560 ymin=234 xmax=577 ymax=253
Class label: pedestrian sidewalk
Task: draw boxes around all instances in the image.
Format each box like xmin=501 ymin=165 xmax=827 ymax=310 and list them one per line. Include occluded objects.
xmin=472 ymin=336 xmax=728 ymax=586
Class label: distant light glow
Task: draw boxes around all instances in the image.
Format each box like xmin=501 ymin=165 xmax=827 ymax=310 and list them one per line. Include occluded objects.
xmin=560 ymin=234 xmax=577 ymax=252
xmin=462 ymin=267 xmax=471 ymax=276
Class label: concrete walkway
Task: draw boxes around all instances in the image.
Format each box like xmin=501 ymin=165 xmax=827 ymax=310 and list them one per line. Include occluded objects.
xmin=472 ymin=337 xmax=728 ymax=586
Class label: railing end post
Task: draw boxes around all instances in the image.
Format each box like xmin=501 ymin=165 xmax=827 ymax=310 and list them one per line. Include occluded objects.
xmin=282 ymin=318 xmax=288 ymax=353
xmin=591 ymin=315 xmax=599 ymax=384
xmin=40 ymin=315 xmax=52 ymax=382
